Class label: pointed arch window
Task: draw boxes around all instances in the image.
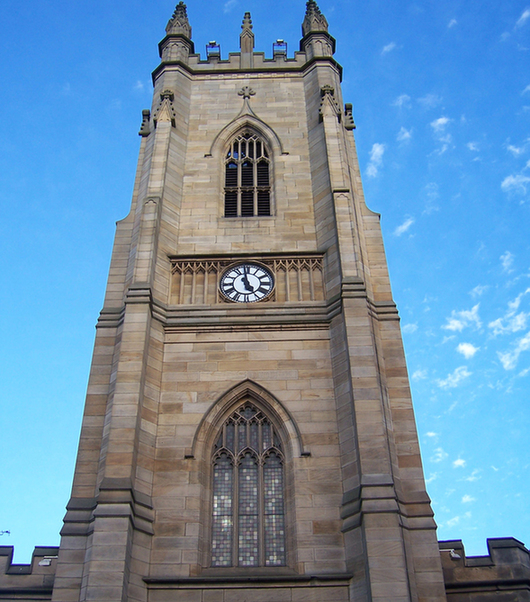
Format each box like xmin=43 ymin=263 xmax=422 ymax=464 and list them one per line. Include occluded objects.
xmin=224 ymin=132 xmax=271 ymax=217
xmin=211 ymin=404 xmax=286 ymax=567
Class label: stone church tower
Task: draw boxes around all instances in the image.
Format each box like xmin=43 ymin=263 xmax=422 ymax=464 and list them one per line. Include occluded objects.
xmin=50 ymin=2 xmax=449 ymax=601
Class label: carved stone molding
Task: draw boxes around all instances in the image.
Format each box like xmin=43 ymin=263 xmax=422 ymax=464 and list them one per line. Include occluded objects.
xmin=319 ymin=85 xmax=341 ymax=122
xmin=153 ymin=90 xmax=177 ymax=128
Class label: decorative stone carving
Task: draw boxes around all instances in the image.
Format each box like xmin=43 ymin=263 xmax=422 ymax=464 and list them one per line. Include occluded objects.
xmin=344 ymin=103 xmax=356 ymax=130
xmin=138 ymin=109 xmax=151 ymax=137
xmin=319 ymin=85 xmax=341 ymax=122
xmin=153 ymin=90 xmax=177 ymax=128
xmin=166 ymin=1 xmax=192 ymax=38
xmin=302 ymin=0 xmax=329 ymax=36
xmin=238 ymin=86 xmax=256 ymax=100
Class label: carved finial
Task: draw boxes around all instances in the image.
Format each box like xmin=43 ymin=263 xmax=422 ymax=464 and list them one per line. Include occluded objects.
xmin=302 ymin=0 xmax=329 ymax=36
xmin=240 ymin=11 xmax=255 ymax=68
xmin=166 ymin=1 xmax=192 ymax=38
xmin=238 ymin=86 xmax=256 ymax=99
xmin=241 ymin=12 xmax=253 ymax=33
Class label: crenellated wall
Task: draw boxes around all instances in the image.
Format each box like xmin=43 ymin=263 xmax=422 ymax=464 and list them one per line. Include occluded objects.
xmin=440 ymin=538 xmax=530 ymax=601
xmin=0 ymin=546 xmax=58 ymax=601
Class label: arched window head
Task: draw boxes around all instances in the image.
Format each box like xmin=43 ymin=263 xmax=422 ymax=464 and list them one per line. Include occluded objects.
xmin=211 ymin=403 xmax=286 ymax=568
xmin=224 ymin=132 xmax=271 ymax=218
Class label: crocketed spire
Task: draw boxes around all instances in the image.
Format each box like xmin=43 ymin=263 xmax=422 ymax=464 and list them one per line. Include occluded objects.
xmin=302 ymin=0 xmax=329 ymax=36
xmin=166 ymin=1 xmax=192 ymax=38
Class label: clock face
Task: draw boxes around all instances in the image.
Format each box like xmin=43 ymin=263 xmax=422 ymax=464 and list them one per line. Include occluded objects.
xmin=220 ymin=263 xmax=274 ymax=303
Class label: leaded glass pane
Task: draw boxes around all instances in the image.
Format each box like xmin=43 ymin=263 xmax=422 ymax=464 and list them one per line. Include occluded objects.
xmin=264 ymin=453 xmax=285 ymax=566
xmin=212 ymin=453 xmax=233 ymax=567
xmin=237 ymin=422 xmax=246 ymax=451
xmin=225 ymin=422 xmax=235 ymax=452
xmin=250 ymin=421 xmax=259 ymax=451
xmin=262 ymin=421 xmax=272 ymax=451
xmin=238 ymin=453 xmax=259 ymax=566
xmin=211 ymin=404 xmax=286 ymax=568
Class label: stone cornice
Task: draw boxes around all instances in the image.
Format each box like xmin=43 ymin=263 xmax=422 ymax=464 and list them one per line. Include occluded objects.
xmin=97 ymin=281 xmax=400 ymax=331
xmin=151 ymin=53 xmax=343 ymax=84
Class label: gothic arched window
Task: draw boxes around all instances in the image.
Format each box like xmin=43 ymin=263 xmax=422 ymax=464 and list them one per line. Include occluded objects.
xmin=224 ymin=132 xmax=271 ymax=218
xmin=211 ymin=404 xmax=286 ymax=567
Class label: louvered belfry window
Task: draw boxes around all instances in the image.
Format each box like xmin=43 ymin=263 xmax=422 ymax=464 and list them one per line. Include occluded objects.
xmin=211 ymin=404 xmax=286 ymax=568
xmin=224 ymin=132 xmax=271 ymax=217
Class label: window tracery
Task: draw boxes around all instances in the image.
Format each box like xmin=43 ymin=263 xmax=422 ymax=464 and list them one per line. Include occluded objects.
xmin=224 ymin=132 xmax=271 ymax=217
xmin=211 ymin=404 xmax=286 ymax=567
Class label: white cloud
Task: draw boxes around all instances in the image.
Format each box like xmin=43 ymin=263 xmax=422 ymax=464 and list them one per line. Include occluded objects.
xmin=402 ymin=323 xmax=418 ymax=334
xmin=392 ymin=94 xmax=411 ymax=108
xmin=437 ymin=366 xmax=472 ymax=389
xmin=448 ymin=19 xmax=458 ymax=28
xmin=394 ymin=217 xmax=415 ymax=236
xmin=507 ymin=143 xmax=526 ymax=156
xmin=462 ymin=494 xmax=476 ymax=503
xmin=397 ymin=126 xmax=412 ymax=142
xmin=431 ymin=448 xmax=448 ymax=463
xmin=498 ymin=331 xmax=530 ymax=370
xmin=443 ymin=304 xmax=481 ymax=332
xmin=422 ymin=182 xmax=440 ymax=215
xmin=467 ymin=142 xmax=479 ymax=152
xmin=453 ymin=458 xmax=466 ymax=468
xmin=488 ymin=291 xmax=530 ymax=335
xmin=523 ymin=85 xmax=530 ymax=95
xmin=471 ymin=285 xmax=488 ymax=298
xmin=431 ymin=116 xmax=451 ymax=133
xmin=426 ymin=432 xmax=438 ymax=438
xmin=501 ymin=174 xmax=530 ymax=194
xmin=465 ymin=469 xmax=481 ymax=482
xmin=418 ymin=94 xmax=443 ymax=109
xmin=381 ymin=42 xmax=397 ymax=55
xmin=366 ymin=143 xmax=385 ymax=178
xmin=425 ymin=473 xmax=439 ymax=484
xmin=516 ymin=8 xmax=530 ymax=27
xmin=457 ymin=343 xmax=479 ymax=359
xmin=412 ymin=369 xmax=428 ymax=381
xmin=446 ymin=516 xmax=460 ymax=528
xmin=501 ymin=251 xmax=515 ymax=272
xmin=224 ymin=0 xmax=237 ymax=12
xmin=134 ymin=80 xmax=145 ymax=92
xmin=490 ymin=313 xmax=528 ymax=335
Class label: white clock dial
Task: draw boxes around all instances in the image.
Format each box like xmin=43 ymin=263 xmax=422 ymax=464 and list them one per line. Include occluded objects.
xmin=220 ymin=263 xmax=274 ymax=303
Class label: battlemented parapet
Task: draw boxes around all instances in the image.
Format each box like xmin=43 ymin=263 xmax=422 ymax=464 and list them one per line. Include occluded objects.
xmin=440 ymin=538 xmax=530 ymax=600
xmin=0 ymin=546 xmax=58 ymax=601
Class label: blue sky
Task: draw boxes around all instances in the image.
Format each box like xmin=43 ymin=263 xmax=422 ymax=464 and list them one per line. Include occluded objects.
xmin=1 ymin=0 xmax=529 ymax=563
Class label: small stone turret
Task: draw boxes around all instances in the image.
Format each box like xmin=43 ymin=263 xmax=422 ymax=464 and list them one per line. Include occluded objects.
xmin=300 ymin=0 xmax=336 ymax=59
xmin=240 ymin=12 xmax=255 ymax=69
xmin=159 ymin=2 xmax=194 ymax=64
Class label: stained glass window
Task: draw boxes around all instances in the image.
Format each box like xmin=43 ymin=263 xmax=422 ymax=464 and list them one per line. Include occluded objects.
xmin=211 ymin=404 xmax=286 ymax=567
xmin=224 ymin=132 xmax=271 ymax=218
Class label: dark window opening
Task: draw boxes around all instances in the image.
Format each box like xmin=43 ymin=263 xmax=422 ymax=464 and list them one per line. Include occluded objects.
xmin=224 ymin=132 xmax=271 ymax=217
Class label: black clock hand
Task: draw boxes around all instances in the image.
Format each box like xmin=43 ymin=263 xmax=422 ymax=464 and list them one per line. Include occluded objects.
xmin=242 ymin=265 xmax=255 ymax=292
